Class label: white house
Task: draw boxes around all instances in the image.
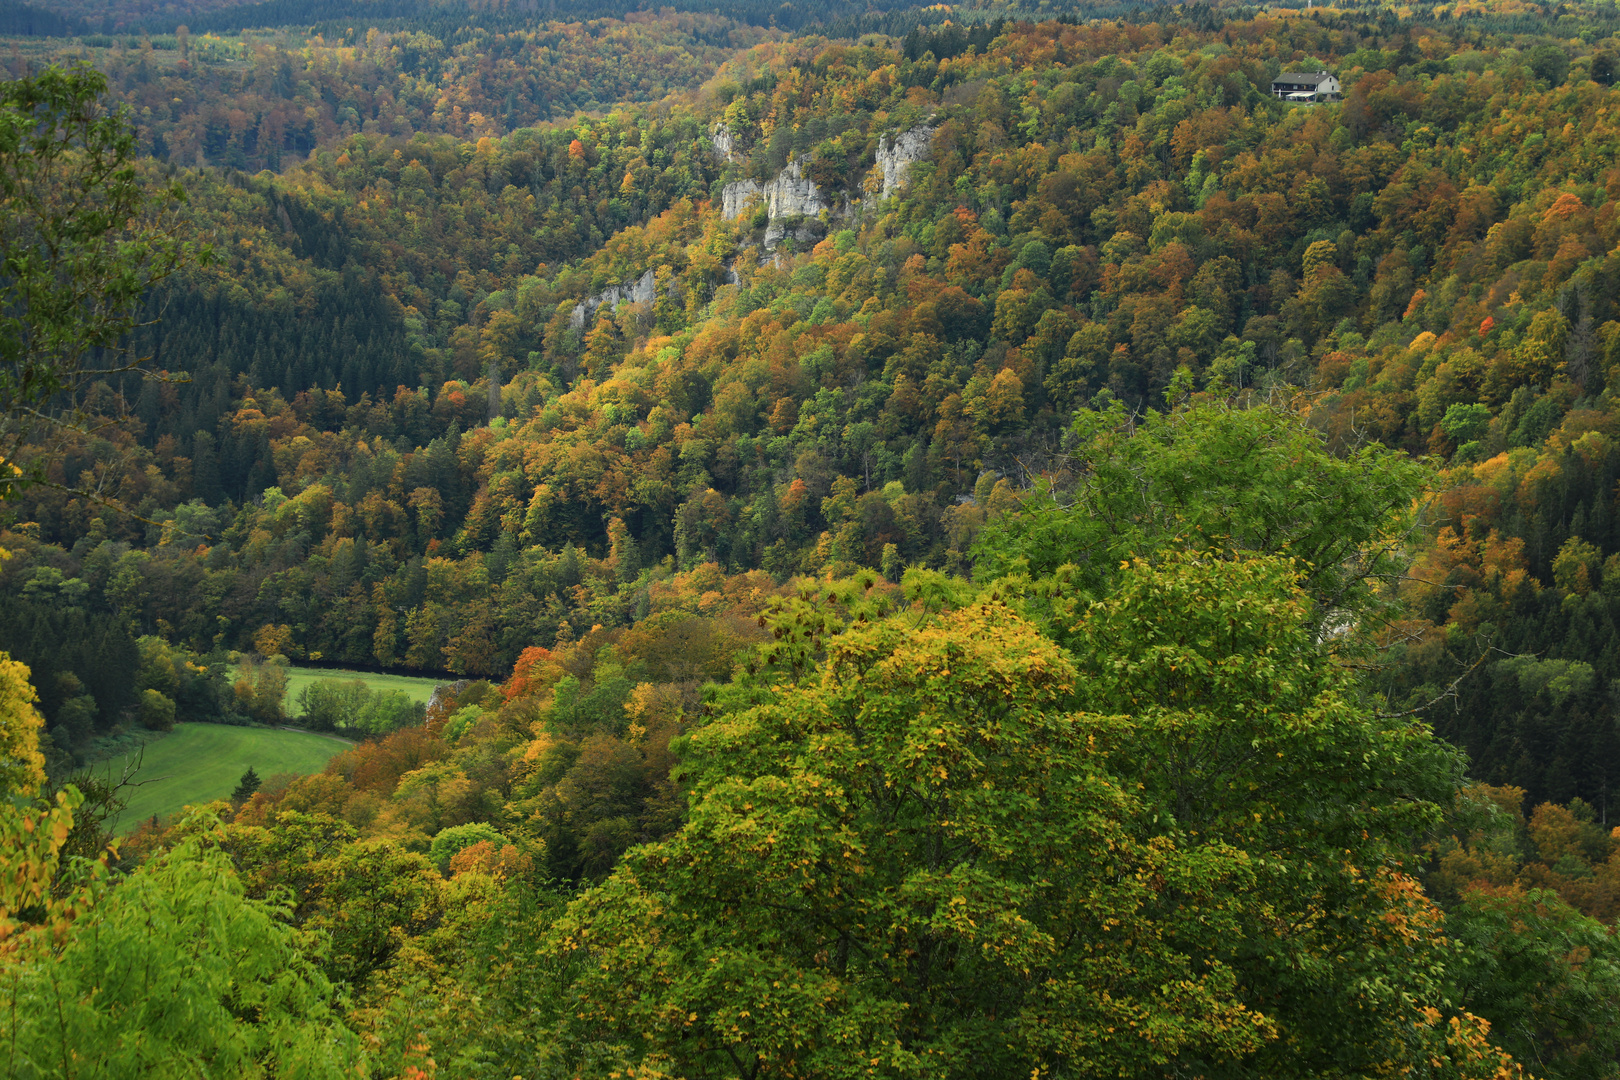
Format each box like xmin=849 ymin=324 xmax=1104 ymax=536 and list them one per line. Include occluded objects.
xmin=1270 ymin=70 xmax=1341 ymax=102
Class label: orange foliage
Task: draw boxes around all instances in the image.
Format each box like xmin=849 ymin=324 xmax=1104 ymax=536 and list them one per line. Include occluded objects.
xmin=446 ymin=840 xmax=535 ymax=880
xmin=329 ymin=726 xmax=447 ymax=797
xmin=504 ymin=646 xmax=559 ymax=702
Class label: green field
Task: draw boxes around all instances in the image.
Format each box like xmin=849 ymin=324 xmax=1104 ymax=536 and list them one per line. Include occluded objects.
xmin=104 ymin=724 xmax=352 ymax=833
xmin=274 ymin=665 xmax=446 ymax=717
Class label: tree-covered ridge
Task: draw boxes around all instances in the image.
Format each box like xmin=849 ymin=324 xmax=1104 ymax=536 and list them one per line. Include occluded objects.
xmin=5 ymin=12 xmax=776 ymax=170
xmin=7 ymin=11 xmax=1620 ymax=811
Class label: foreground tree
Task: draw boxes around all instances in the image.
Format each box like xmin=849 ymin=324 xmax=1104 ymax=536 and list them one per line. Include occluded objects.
xmin=0 ymin=821 xmax=364 ymax=1078
xmin=1066 ymin=555 xmax=1476 ymax=1076
xmin=0 ymin=650 xmax=45 ymax=796
xmin=0 ymin=64 xmax=200 ymax=498
xmin=544 ymin=557 xmax=1519 ymax=1079
xmin=549 ymin=599 xmax=1271 ymax=1077
xmin=975 ymin=394 xmax=1430 ymax=650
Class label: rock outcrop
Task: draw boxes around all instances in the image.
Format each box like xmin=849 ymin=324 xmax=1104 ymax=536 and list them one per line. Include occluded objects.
xmin=569 ymin=267 xmax=656 ymax=333
xmin=427 ymin=680 xmax=471 ymax=714
xmin=763 ymin=160 xmax=827 ymax=220
xmin=721 ymin=177 xmax=764 ymax=221
xmin=721 ymin=160 xmax=839 ymax=249
xmin=876 ymin=123 xmax=937 ymax=199
xmin=710 ymin=122 xmax=745 ymax=163
xmin=721 ymin=161 xmax=829 ymax=224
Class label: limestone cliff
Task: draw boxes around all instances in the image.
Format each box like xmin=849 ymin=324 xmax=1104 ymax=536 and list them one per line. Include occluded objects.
xmin=721 ymin=161 xmax=830 ymax=223
xmin=709 ymin=122 xmax=745 ymax=163
xmin=876 ymin=123 xmax=937 ymax=199
xmin=721 ymin=177 xmax=763 ymax=221
xmin=720 ymin=160 xmax=838 ymax=249
xmin=569 ymin=267 xmax=656 ymax=333
xmin=762 ymin=160 xmax=827 ymax=220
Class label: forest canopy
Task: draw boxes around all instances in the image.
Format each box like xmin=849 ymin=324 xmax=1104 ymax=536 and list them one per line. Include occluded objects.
xmin=5 ymin=0 xmax=1620 ymax=1075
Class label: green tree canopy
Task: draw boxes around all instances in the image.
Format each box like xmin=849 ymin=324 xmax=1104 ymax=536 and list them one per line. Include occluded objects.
xmin=1444 ymin=885 xmax=1620 ymax=1080
xmin=548 ymin=599 xmax=1271 ymax=1078
xmin=542 ymin=558 xmax=1504 ymax=1079
xmin=975 ymin=397 xmax=1431 ymax=651
xmin=0 ymin=819 xmax=360 ymax=1077
xmin=1067 ymin=555 xmax=1470 ymax=1076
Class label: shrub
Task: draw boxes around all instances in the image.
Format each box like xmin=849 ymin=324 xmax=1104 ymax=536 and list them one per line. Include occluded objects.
xmin=428 ymin=822 xmax=508 ymax=873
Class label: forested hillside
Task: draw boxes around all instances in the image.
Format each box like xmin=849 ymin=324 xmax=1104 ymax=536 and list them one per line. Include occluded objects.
xmin=8 ymin=2 xmax=1620 ymax=1075
xmin=0 ymin=13 xmax=777 ymax=168
xmin=6 ymin=8 xmax=1620 ymax=800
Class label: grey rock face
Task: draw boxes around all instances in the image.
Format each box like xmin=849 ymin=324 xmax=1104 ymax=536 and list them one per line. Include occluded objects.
xmin=427 ymin=680 xmax=471 ymax=714
xmin=721 ymin=178 xmax=764 ymax=221
xmin=762 ymin=160 xmax=826 ymax=220
xmin=710 ymin=122 xmax=745 ymax=163
xmin=722 ymin=161 xmax=830 ymax=224
xmin=876 ymin=123 xmax=936 ymax=199
xmin=721 ymin=160 xmax=837 ymax=251
xmin=569 ymin=267 xmax=656 ymax=333
xmin=764 ymin=219 xmax=823 ymax=250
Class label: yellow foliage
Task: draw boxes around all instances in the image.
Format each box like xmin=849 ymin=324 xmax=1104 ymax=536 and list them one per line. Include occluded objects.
xmin=625 ymin=682 xmax=684 ymax=739
xmin=253 ymin=623 xmax=296 ymax=658
xmin=0 ymin=653 xmax=46 ymax=799
xmin=1470 ymin=452 xmax=1513 ymax=490
xmin=0 ymin=788 xmax=109 ymax=954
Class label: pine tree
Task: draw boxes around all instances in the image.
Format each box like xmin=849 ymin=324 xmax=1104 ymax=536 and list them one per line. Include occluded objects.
xmin=231 ymin=766 xmax=261 ymax=802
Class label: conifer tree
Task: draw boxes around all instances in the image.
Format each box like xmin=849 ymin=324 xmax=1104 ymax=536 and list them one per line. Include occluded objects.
xmin=232 ymin=766 xmax=261 ymax=802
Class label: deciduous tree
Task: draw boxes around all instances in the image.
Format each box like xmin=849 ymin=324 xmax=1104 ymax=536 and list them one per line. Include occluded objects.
xmin=0 ymin=65 xmax=200 ymax=497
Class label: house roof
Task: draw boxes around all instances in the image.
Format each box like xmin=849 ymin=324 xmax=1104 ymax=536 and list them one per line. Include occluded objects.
xmin=1274 ymin=71 xmax=1334 ymax=85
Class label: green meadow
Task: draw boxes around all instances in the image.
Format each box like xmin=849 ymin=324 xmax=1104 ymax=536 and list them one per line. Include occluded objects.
xmin=105 ymin=724 xmax=351 ymax=833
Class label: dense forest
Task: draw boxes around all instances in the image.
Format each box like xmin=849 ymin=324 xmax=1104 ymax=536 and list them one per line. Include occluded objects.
xmin=8 ymin=0 xmax=1620 ymax=1075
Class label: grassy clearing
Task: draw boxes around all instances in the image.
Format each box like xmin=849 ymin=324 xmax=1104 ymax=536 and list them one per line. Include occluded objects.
xmin=103 ymin=724 xmax=351 ymax=834
xmin=264 ymin=665 xmax=446 ymax=718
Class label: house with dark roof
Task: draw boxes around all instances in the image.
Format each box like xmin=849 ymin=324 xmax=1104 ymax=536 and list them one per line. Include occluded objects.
xmin=1270 ymin=70 xmax=1341 ymax=102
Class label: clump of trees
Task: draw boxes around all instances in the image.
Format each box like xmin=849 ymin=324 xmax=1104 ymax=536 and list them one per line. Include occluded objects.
xmin=296 ymin=678 xmax=425 ymax=736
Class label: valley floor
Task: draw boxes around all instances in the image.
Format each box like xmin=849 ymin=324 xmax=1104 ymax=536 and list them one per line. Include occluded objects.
xmin=105 ymin=722 xmax=350 ymax=832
